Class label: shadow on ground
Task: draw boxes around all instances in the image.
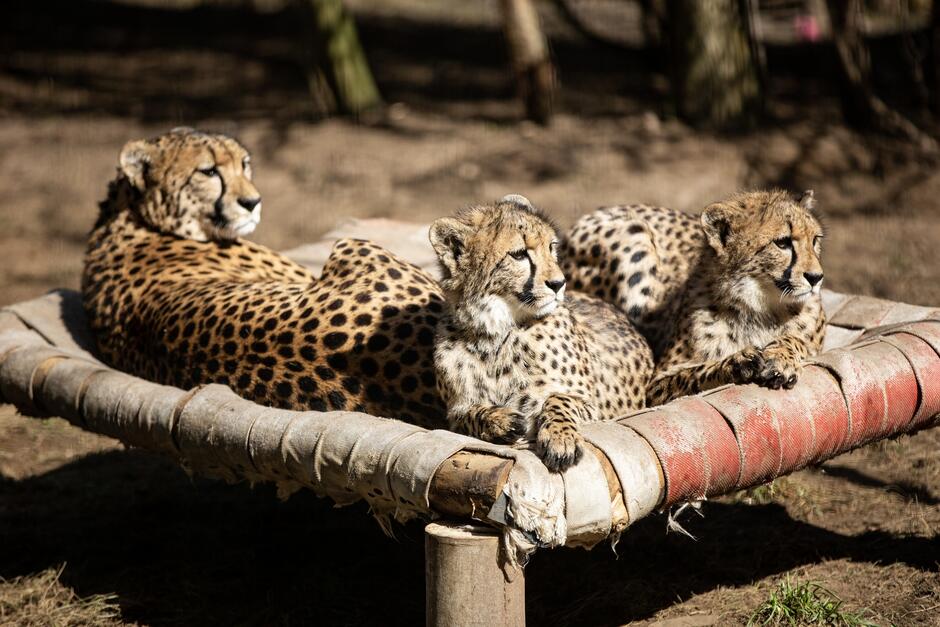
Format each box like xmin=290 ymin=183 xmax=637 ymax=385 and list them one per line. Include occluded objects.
xmin=1 ymin=448 xmax=936 ymax=626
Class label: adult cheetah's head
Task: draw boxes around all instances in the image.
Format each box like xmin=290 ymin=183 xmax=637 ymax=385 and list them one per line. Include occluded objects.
xmin=113 ymin=127 xmax=261 ymax=242
xmin=430 ymin=194 xmax=566 ymax=329
xmin=702 ymin=189 xmax=824 ymax=310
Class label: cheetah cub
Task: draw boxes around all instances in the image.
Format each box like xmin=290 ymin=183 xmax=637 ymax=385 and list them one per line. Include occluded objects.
xmin=564 ymin=190 xmax=826 ymax=406
xmin=431 ymin=195 xmax=653 ymax=472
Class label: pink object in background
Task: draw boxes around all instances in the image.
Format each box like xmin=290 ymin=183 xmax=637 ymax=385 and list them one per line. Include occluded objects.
xmin=794 ymin=15 xmax=821 ymax=42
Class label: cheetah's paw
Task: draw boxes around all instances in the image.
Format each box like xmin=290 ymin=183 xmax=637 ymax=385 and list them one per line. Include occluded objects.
xmin=481 ymin=407 xmax=530 ymax=444
xmin=536 ymin=421 xmax=585 ymax=473
xmin=731 ymin=347 xmax=800 ymax=390
xmin=754 ymin=349 xmax=801 ymax=390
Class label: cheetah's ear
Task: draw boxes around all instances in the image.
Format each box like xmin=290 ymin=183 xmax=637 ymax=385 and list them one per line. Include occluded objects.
xmin=429 ymin=217 xmax=471 ymax=275
xmin=798 ymin=189 xmax=815 ymax=211
xmin=119 ymin=139 xmax=156 ymax=191
xmin=701 ymin=203 xmax=733 ymax=254
xmin=499 ymin=194 xmax=533 ymax=209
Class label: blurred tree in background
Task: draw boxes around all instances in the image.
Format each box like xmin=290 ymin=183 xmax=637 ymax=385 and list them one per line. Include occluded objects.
xmin=667 ymin=0 xmax=763 ymax=129
xmin=297 ymin=0 xmax=381 ymax=115
xmin=827 ymin=0 xmax=936 ymax=151
xmin=281 ymin=0 xmax=940 ymax=141
xmin=541 ymin=0 xmax=938 ymax=143
xmin=501 ymin=0 xmax=556 ymax=124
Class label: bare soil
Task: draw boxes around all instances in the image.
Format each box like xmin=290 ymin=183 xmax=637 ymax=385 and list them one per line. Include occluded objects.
xmin=0 ymin=1 xmax=938 ymax=625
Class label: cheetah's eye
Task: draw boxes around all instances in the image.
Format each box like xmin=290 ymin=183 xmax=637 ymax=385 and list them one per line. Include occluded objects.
xmin=508 ymin=249 xmax=528 ymax=261
xmin=774 ymin=236 xmax=792 ymax=250
xmin=198 ymin=166 xmax=219 ymax=177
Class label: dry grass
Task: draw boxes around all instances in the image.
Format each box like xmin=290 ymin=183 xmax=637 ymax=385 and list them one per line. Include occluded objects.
xmin=0 ymin=566 xmax=124 ymax=627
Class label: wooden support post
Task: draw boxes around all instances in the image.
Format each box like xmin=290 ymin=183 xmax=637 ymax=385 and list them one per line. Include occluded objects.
xmin=425 ymin=522 xmax=525 ymax=627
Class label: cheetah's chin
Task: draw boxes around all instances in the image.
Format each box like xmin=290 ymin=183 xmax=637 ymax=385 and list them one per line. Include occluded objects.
xmin=783 ymin=289 xmax=815 ymax=303
xmin=224 ymin=205 xmax=262 ymax=238
xmin=231 ymin=219 xmax=259 ymax=236
xmin=533 ymin=300 xmax=559 ymax=318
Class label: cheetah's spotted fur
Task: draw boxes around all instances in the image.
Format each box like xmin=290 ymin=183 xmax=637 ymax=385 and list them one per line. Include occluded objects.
xmin=432 ymin=196 xmax=653 ymax=471
xmin=82 ymin=129 xmax=447 ymax=427
xmin=564 ymin=190 xmax=826 ymax=406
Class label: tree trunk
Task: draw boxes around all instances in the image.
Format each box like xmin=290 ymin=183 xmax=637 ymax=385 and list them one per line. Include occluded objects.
xmin=638 ymin=0 xmax=669 ymax=71
xmin=639 ymin=0 xmax=667 ymax=49
xmin=668 ymin=0 xmax=762 ymax=129
xmin=928 ymin=0 xmax=940 ymax=118
xmin=826 ymin=0 xmax=874 ymax=127
xmin=826 ymin=0 xmax=936 ymax=152
xmin=500 ymin=0 xmax=555 ymax=125
xmin=298 ymin=0 xmax=381 ymax=116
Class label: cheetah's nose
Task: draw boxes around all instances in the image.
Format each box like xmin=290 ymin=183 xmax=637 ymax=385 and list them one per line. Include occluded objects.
xmin=545 ymin=279 xmax=566 ymax=293
xmin=804 ymin=272 xmax=823 ymax=287
xmin=238 ymin=197 xmax=261 ymax=211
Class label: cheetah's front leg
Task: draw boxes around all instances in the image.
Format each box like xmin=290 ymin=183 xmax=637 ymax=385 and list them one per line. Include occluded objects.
xmin=647 ymin=340 xmax=810 ymax=405
xmin=755 ymin=335 xmax=810 ymax=389
xmin=535 ymin=394 xmax=597 ymax=472
xmin=449 ymin=404 xmax=530 ymax=444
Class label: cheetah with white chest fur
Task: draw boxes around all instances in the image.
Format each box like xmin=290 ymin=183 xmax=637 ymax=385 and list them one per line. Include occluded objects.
xmin=432 ymin=196 xmax=653 ymax=472
xmin=563 ymin=189 xmax=826 ymax=406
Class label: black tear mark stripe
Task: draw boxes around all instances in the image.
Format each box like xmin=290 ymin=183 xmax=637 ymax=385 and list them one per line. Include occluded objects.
xmin=517 ymin=254 xmax=536 ymax=304
xmin=776 ymin=231 xmax=798 ymax=291
xmin=781 ymin=241 xmax=797 ymax=282
xmin=209 ymin=145 xmax=226 ymax=219
xmin=168 ymin=140 xmax=189 ymax=218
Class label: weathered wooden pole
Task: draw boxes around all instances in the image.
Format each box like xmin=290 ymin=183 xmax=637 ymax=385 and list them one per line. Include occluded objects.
xmin=425 ymin=522 xmax=525 ymax=627
xmin=500 ymin=0 xmax=555 ymax=124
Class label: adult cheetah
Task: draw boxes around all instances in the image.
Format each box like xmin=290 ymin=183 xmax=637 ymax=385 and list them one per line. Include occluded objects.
xmin=82 ymin=128 xmax=446 ymax=427
xmin=564 ymin=190 xmax=826 ymax=406
xmin=432 ymin=195 xmax=653 ymax=471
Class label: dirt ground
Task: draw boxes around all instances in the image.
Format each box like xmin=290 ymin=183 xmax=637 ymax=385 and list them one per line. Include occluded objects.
xmin=1 ymin=1 xmax=939 ymax=625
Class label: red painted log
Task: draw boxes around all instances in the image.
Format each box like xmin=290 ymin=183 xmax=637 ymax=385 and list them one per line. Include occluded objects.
xmin=621 ymin=396 xmax=740 ymax=504
xmin=623 ymin=321 xmax=940 ymax=511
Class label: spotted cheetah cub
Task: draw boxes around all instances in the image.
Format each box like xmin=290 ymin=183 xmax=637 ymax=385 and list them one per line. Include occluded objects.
xmin=432 ymin=196 xmax=653 ymax=472
xmin=564 ymin=190 xmax=826 ymax=406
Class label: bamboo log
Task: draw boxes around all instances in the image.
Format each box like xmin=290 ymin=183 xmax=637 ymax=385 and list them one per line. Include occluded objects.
xmin=425 ymin=522 xmax=525 ymax=627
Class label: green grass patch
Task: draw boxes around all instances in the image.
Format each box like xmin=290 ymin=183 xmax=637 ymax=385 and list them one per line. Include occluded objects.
xmin=748 ymin=576 xmax=877 ymax=626
xmin=729 ymin=478 xmax=792 ymax=505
